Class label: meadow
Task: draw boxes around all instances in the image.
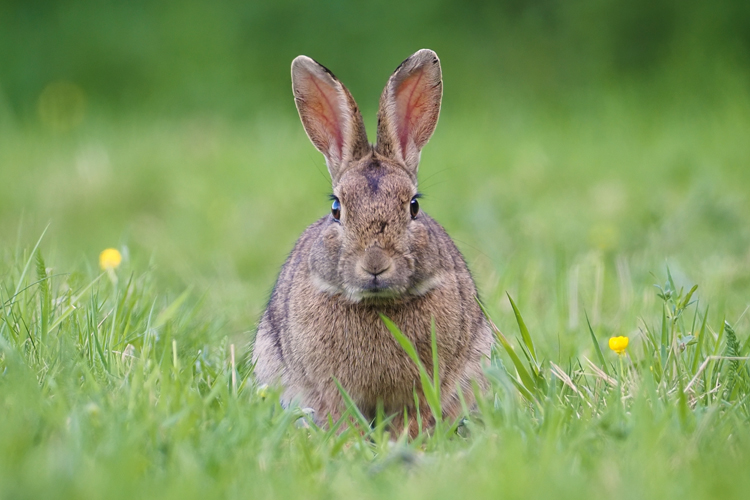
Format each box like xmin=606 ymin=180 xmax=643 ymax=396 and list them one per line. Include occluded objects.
xmin=2 ymin=1 xmax=750 ymax=498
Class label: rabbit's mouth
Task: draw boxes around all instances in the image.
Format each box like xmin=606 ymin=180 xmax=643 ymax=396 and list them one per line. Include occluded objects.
xmin=340 ymin=272 xmax=445 ymax=303
xmin=349 ymin=279 xmax=404 ymax=301
xmin=359 ymin=289 xmax=402 ymax=300
xmin=338 ymin=279 xmax=407 ymax=302
xmin=310 ymin=269 xmax=406 ymax=302
xmin=362 ymin=278 xmax=399 ymax=294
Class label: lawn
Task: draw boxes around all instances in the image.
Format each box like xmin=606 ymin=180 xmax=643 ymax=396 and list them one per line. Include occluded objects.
xmin=2 ymin=2 xmax=750 ymax=498
xmin=2 ymin=84 xmax=750 ymax=499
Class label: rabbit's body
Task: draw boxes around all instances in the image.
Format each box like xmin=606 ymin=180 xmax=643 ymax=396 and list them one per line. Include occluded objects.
xmin=253 ymin=50 xmax=493 ymax=436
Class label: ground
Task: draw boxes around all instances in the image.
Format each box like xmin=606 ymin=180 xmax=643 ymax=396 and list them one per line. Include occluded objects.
xmin=1 ymin=84 xmax=750 ymax=499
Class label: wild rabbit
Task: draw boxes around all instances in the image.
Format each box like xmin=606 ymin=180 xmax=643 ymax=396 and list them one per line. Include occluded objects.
xmin=252 ymin=49 xmax=493 ymax=437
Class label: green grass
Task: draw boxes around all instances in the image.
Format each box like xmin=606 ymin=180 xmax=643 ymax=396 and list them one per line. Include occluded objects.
xmin=2 ymin=226 xmax=749 ymax=500
xmin=2 ymin=86 xmax=750 ymax=498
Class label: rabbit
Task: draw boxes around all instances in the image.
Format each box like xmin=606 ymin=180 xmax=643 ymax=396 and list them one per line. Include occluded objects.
xmin=252 ymin=49 xmax=494 ymax=438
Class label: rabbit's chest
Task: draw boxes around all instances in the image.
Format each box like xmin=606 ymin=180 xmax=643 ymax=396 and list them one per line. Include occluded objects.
xmin=289 ymin=299 xmax=454 ymax=407
xmin=309 ymin=311 xmax=420 ymax=376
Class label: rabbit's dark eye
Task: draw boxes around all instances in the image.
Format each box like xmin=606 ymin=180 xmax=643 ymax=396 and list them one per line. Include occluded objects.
xmin=331 ymin=197 xmax=341 ymax=222
xmin=410 ymin=196 xmax=420 ymax=219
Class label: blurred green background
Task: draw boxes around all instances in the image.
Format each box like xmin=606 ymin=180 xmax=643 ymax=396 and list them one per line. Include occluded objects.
xmin=1 ymin=0 xmax=749 ymax=341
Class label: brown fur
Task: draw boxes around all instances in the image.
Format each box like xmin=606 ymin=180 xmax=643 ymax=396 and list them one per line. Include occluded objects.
xmin=253 ymin=49 xmax=493 ymax=437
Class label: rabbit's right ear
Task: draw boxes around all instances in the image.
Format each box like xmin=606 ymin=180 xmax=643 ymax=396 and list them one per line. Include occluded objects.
xmin=292 ymin=56 xmax=370 ymax=182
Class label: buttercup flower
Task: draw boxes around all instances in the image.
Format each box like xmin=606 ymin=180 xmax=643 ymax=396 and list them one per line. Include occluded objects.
xmin=99 ymin=248 xmax=122 ymax=270
xmin=609 ymin=336 xmax=629 ymax=355
xmin=256 ymin=384 xmax=269 ymax=399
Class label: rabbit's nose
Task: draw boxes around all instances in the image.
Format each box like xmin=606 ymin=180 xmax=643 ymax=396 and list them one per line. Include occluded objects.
xmin=365 ymin=263 xmax=390 ymax=278
xmin=362 ymin=249 xmax=391 ymax=277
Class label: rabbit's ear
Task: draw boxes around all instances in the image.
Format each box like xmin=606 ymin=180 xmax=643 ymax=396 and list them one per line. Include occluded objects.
xmin=375 ymin=49 xmax=442 ymax=176
xmin=292 ymin=56 xmax=370 ymax=181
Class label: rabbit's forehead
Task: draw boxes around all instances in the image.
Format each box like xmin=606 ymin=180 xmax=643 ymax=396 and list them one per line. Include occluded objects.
xmin=336 ymin=161 xmax=415 ymax=206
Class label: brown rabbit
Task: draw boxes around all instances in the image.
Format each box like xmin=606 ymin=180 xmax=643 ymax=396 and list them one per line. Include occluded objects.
xmin=252 ymin=49 xmax=493 ymax=437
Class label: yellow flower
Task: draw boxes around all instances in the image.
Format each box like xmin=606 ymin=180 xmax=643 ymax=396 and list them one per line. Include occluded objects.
xmin=609 ymin=336 xmax=629 ymax=355
xmin=256 ymin=384 xmax=269 ymax=399
xmin=99 ymin=248 xmax=122 ymax=270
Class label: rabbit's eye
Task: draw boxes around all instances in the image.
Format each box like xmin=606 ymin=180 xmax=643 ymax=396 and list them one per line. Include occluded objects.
xmin=331 ymin=197 xmax=341 ymax=222
xmin=410 ymin=197 xmax=420 ymax=219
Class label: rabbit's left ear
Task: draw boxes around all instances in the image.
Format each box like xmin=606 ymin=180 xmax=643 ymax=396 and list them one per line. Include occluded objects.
xmin=375 ymin=49 xmax=442 ymax=176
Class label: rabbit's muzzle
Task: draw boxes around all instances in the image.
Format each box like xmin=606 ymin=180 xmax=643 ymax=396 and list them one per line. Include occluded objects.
xmin=350 ymin=246 xmax=404 ymax=297
xmin=360 ymin=246 xmax=392 ymax=279
xmin=333 ymin=241 xmax=415 ymax=301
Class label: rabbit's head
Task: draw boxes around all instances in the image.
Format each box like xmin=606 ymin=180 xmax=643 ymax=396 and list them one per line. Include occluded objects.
xmin=292 ymin=49 xmax=444 ymax=302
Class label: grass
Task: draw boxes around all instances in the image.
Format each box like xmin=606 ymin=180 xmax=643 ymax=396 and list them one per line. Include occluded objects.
xmin=2 ymin=85 xmax=750 ymax=498
xmin=2 ymin=230 xmax=750 ymax=500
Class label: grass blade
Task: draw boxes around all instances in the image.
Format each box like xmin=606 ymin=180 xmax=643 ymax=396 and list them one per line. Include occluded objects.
xmin=507 ymin=292 xmax=538 ymax=366
xmin=333 ymin=377 xmax=371 ymax=431
xmin=477 ymin=300 xmax=538 ymax=395
xmin=430 ymin=317 xmax=441 ymax=408
xmin=153 ymin=287 xmax=192 ymax=329
xmin=585 ymin=310 xmax=609 ymax=376
xmin=380 ymin=314 xmax=442 ymax=421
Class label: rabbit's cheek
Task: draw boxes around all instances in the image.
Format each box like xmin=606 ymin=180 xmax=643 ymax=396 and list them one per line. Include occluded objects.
xmin=408 ymin=221 xmax=430 ymax=246
xmin=308 ymin=225 xmax=344 ymax=294
xmin=406 ymin=223 xmax=431 ymax=266
xmin=408 ymin=271 xmax=447 ymax=297
xmin=403 ymin=253 xmax=416 ymax=273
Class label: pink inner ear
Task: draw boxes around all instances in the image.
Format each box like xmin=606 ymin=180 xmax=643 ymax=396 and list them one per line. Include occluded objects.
xmin=393 ymin=69 xmax=428 ymax=154
xmin=302 ymin=73 xmax=344 ymax=158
